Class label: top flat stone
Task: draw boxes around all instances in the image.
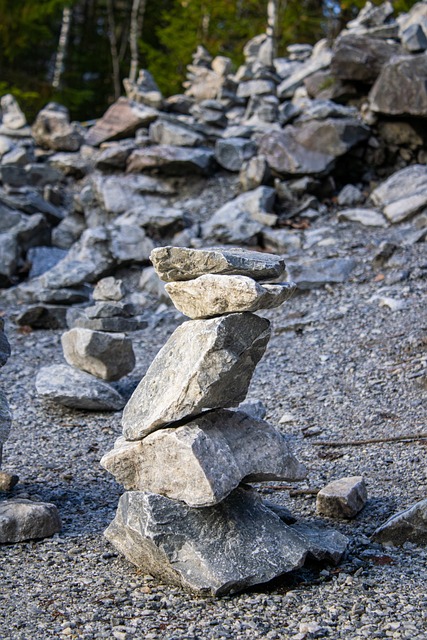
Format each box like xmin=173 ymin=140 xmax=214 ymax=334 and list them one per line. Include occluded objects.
xmin=150 ymin=246 xmax=286 ymax=282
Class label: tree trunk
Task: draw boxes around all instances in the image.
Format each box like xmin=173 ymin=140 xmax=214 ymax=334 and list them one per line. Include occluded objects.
xmin=266 ymin=0 xmax=280 ymax=65
xmin=106 ymin=0 xmax=122 ymax=100
xmin=52 ymin=5 xmax=72 ymax=89
xmin=129 ymin=0 xmax=147 ymax=83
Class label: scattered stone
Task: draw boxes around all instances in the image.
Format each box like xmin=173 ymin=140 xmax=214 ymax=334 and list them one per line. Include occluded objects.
xmin=1 ymin=94 xmax=27 ymax=130
xmin=338 ymin=208 xmax=387 ymax=227
xmin=61 ymin=328 xmax=135 ymax=381
xmin=239 ymin=155 xmax=271 ymax=192
xmin=165 ymin=274 xmax=295 ymax=319
xmin=0 ymin=499 xmax=61 ymax=543
xmin=85 ymin=97 xmax=158 ymax=146
xmin=331 ymin=34 xmax=400 ymax=83
xmin=149 ymin=118 xmax=204 ymax=147
xmin=370 ymin=164 xmax=427 ymax=224
xmin=32 ymin=103 xmax=84 ymax=151
xmin=104 ymin=487 xmax=308 ymax=596
xmin=36 ymin=364 xmax=125 ymax=410
xmin=151 ymin=246 xmax=286 ymax=282
xmin=369 ymin=53 xmax=427 ymax=117
xmin=288 ymin=258 xmax=357 ymax=290
xmin=122 ymin=312 xmax=270 ymax=440
xmin=27 ymin=246 xmax=68 ymax=279
xmin=16 ymin=305 xmax=68 ymax=330
xmin=102 ymin=409 xmax=307 ymax=507
xmin=0 ymin=471 xmax=19 ymax=492
xmin=124 ymin=69 xmax=163 ymax=109
xmin=402 ymin=23 xmax=427 ymax=53
xmin=93 ymin=277 xmax=125 ymax=301
xmin=126 ymin=145 xmax=216 ymax=176
xmin=215 ymin=138 xmax=257 ymax=172
xmin=316 ymin=476 xmax=367 ymax=519
xmin=337 ymin=184 xmax=364 ymax=207
xmin=372 ymin=498 xmax=427 ymax=546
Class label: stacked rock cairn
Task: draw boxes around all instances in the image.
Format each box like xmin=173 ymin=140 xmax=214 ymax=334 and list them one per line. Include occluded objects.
xmin=36 ymin=277 xmax=136 ymax=411
xmin=101 ymin=246 xmax=346 ymax=596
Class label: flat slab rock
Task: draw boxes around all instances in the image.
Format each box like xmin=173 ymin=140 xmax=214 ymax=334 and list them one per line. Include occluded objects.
xmin=85 ymin=97 xmax=158 ymax=146
xmin=150 ymin=246 xmax=286 ymax=282
xmin=370 ymin=164 xmax=427 ymax=224
xmin=36 ymin=364 xmax=125 ymax=411
xmin=121 ymin=312 xmax=270 ymax=440
xmin=61 ymin=328 xmax=135 ymax=381
xmin=372 ymin=498 xmax=427 ymax=546
xmin=101 ymin=409 xmax=307 ymax=507
xmin=316 ymin=476 xmax=367 ymax=519
xmin=165 ymin=275 xmax=296 ymax=319
xmin=104 ymin=488 xmax=309 ymax=596
xmin=0 ymin=499 xmax=61 ymax=543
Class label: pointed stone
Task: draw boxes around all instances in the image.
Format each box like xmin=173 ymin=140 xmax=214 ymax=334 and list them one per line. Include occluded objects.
xmin=102 ymin=409 xmax=307 ymax=507
xmin=290 ymin=523 xmax=349 ymax=565
xmin=104 ymin=488 xmax=308 ymax=596
xmin=165 ymin=274 xmax=295 ymax=318
xmin=122 ymin=313 xmax=270 ymax=440
xmin=150 ymin=246 xmax=286 ymax=283
xmin=372 ymin=498 xmax=427 ymax=546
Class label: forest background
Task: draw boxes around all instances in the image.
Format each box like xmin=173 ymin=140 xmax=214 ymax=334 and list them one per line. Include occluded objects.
xmin=0 ymin=0 xmax=420 ymax=122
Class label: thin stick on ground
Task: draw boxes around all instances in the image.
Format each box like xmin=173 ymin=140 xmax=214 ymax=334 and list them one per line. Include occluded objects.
xmin=310 ymin=433 xmax=427 ymax=447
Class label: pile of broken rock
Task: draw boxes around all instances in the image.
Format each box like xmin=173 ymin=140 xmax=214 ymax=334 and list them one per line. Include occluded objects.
xmin=101 ymin=246 xmax=349 ymax=596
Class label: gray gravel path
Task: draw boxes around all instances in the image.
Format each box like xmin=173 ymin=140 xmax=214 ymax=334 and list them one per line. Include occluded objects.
xmin=1 ymin=212 xmax=426 ymax=639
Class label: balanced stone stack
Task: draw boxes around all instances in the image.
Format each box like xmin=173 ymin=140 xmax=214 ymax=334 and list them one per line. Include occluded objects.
xmin=36 ymin=277 xmax=136 ymax=411
xmin=101 ymin=246 xmax=348 ymax=596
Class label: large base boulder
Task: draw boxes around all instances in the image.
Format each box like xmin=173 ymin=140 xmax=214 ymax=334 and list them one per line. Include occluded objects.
xmin=105 ymin=488 xmax=309 ymax=596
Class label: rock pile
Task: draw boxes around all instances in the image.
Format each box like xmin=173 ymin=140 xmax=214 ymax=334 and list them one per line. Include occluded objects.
xmin=35 ymin=277 xmax=136 ymax=411
xmin=101 ymin=246 xmax=348 ymax=596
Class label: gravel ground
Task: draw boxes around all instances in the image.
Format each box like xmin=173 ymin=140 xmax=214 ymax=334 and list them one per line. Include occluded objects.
xmin=0 ymin=209 xmax=426 ymax=639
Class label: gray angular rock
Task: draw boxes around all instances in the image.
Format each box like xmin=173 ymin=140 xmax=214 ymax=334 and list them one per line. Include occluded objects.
xmin=239 ymin=155 xmax=271 ymax=192
xmin=66 ymin=307 xmax=147 ymax=333
xmin=369 ymin=53 xmax=427 ymax=117
xmin=277 ymin=40 xmax=333 ymax=99
xmin=337 ymin=184 xmax=363 ymax=206
xmin=27 ymin=246 xmax=68 ymax=279
xmin=36 ymin=364 xmax=125 ymax=411
xmin=0 ymin=325 xmax=11 ymax=368
xmin=165 ymin=274 xmax=295 ymax=319
xmin=372 ymin=498 xmax=427 ymax=546
xmin=109 ymin=224 xmax=155 ymax=264
xmin=338 ymin=208 xmax=387 ymax=227
xmin=149 ymin=119 xmax=204 ymax=147
xmin=316 ymin=476 xmax=367 ymax=519
xmin=370 ymin=164 xmax=427 ymax=224
xmin=61 ymin=328 xmax=135 ymax=381
xmin=215 ymin=138 xmax=257 ymax=172
xmin=115 ymin=206 xmax=187 ymax=238
xmin=122 ymin=312 xmax=271 ymax=440
xmin=290 ymin=523 xmax=349 ymax=565
xmin=402 ymin=23 xmax=427 ymax=52
xmin=93 ymin=277 xmax=125 ymax=302
xmin=258 ymin=118 xmax=369 ymax=177
xmin=102 ymin=409 xmax=307 ymax=507
xmin=16 ymin=305 xmax=68 ymax=330
xmin=0 ymin=499 xmax=61 ymax=543
xmin=1 ymin=94 xmax=27 ymax=130
xmin=126 ymin=145 xmax=216 ymax=176
xmin=123 ymin=69 xmax=163 ymax=109
xmin=288 ymin=258 xmax=357 ymax=290
xmin=104 ymin=488 xmax=308 ymax=596
xmin=85 ymin=97 xmax=158 ymax=146
xmin=32 ymin=103 xmax=83 ymax=151
xmin=150 ymin=246 xmax=286 ymax=283
xmin=236 ymin=80 xmax=276 ymax=99
xmin=331 ymin=34 xmax=400 ymax=83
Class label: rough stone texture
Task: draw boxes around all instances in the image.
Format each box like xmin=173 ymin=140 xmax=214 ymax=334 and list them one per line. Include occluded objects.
xmin=149 ymin=119 xmax=204 ymax=147
xmin=61 ymin=328 xmax=135 ymax=381
xmin=215 ymin=138 xmax=257 ymax=172
xmin=277 ymin=40 xmax=333 ymax=99
xmin=0 ymin=325 xmax=11 ymax=368
xmin=32 ymin=103 xmax=83 ymax=151
xmin=93 ymin=277 xmax=125 ymax=301
xmin=36 ymin=364 xmax=125 ymax=411
xmin=102 ymin=409 xmax=307 ymax=507
xmin=16 ymin=305 xmax=68 ymax=330
xmin=331 ymin=34 xmax=400 ymax=83
xmin=122 ymin=313 xmax=271 ymax=440
xmin=150 ymin=246 xmax=286 ymax=283
xmin=85 ymin=97 xmax=158 ymax=146
xmin=239 ymin=155 xmax=271 ymax=192
xmin=316 ymin=476 xmax=367 ymax=519
xmin=66 ymin=307 xmax=147 ymax=333
xmin=0 ymin=390 xmax=12 ymax=454
xmin=402 ymin=23 xmax=427 ymax=53
xmin=372 ymin=498 xmax=427 ymax=546
xmin=369 ymin=53 xmax=427 ymax=117
xmin=126 ymin=145 xmax=216 ymax=176
xmin=338 ymin=208 xmax=387 ymax=227
xmin=288 ymin=258 xmax=357 ymax=290
xmin=370 ymin=164 xmax=427 ymax=224
xmin=290 ymin=523 xmax=349 ymax=565
xmin=104 ymin=488 xmax=308 ymax=596
xmin=258 ymin=118 xmax=369 ymax=177
xmin=165 ymin=274 xmax=295 ymax=319
xmin=0 ymin=499 xmax=62 ymax=543
xmin=0 ymin=471 xmax=19 ymax=492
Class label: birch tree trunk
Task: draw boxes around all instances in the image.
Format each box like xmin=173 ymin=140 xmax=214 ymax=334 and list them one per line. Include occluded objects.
xmin=129 ymin=0 xmax=147 ymax=83
xmin=266 ymin=0 xmax=280 ymax=65
xmin=106 ymin=0 xmax=121 ymax=100
xmin=52 ymin=5 xmax=72 ymax=89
